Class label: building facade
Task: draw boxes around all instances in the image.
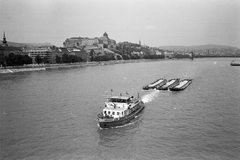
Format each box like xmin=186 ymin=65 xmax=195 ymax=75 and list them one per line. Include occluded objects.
xmin=63 ymin=32 xmax=116 ymax=49
xmin=22 ymin=47 xmax=52 ymax=64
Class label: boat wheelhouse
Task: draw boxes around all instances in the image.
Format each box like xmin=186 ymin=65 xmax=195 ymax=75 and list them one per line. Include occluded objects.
xmin=97 ymin=95 xmax=144 ymax=128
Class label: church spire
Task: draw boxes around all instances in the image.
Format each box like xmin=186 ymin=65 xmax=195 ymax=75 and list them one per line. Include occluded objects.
xmin=2 ymin=31 xmax=8 ymax=46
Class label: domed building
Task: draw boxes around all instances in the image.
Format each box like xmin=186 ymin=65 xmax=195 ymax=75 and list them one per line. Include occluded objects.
xmin=103 ymin=32 xmax=108 ymax=37
xmin=99 ymin=32 xmax=116 ymax=48
xmin=63 ymin=32 xmax=116 ymax=49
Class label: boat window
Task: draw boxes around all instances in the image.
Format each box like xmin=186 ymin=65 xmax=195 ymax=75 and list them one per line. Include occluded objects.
xmin=109 ymin=98 xmax=113 ymax=102
xmin=120 ymin=99 xmax=126 ymax=103
xmin=117 ymin=112 xmax=120 ymax=115
xmin=109 ymin=98 xmax=127 ymax=103
xmin=108 ymin=111 xmax=111 ymax=115
xmin=112 ymin=112 xmax=115 ymax=115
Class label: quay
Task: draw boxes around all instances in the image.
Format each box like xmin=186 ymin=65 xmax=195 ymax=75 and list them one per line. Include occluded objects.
xmin=0 ymin=59 xmax=145 ymax=74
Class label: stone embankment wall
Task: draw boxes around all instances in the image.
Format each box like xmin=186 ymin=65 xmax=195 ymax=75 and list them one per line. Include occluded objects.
xmin=0 ymin=68 xmax=46 ymax=74
xmin=0 ymin=59 xmax=150 ymax=74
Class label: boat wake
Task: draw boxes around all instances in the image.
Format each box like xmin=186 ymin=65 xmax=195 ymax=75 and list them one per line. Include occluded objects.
xmin=141 ymin=90 xmax=159 ymax=103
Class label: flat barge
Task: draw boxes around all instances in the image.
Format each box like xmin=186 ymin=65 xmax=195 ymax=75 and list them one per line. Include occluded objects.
xmin=169 ymin=79 xmax=193 ymax=91
xmin=143 ymin=78 xmax=167 ymax=90
xmin=156 ymin=78 xmax=180 ymax=90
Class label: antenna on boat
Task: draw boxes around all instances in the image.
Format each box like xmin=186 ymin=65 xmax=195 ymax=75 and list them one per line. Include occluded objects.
xmin=138 ymin=92 xmax=140 ymax=98
xmin=111 ymin=89 xmax=113 ymax=97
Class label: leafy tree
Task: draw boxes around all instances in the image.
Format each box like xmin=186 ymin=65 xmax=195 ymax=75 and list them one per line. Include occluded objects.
xmin=89 ymin=49 xmax=95 ymax=61
xmin=24 ymin=55 xmax=32 ymax=64
xmin=2 ymin=53 xmax=32 ymax=66
xmin=143 ymin=54 xmax=164 ymax=59
xmin=62 ymin=53 xmax=69 ymax=63
xmin=69 ymin=55 xmax=79 ymax=63
xmin=56 ymin=55 xmax=62 ymax=64
xmin=8 ymin=53 xmax=15 ymax=66
xmin=116 ymin=55 xmax=122 ymax=60
xmin=0 ymin=54 xmax=5 ymax=66
xmin=130 ymin=54 xmax=140 ymax=59
xmin=35 ymin=54 xmax=42 ymax=64
xmin=43 ymin=56 xmax=49 ymax=64
xmin=122 ymin=54 xmax=130 ymax=60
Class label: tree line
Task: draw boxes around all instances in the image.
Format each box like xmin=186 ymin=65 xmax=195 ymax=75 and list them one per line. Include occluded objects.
xmin=55 ymin=53 xmax=83 ymax=64
xmin=0 ymin=53 xmax=32 ymax=66
xmin=0 ymin=53 xmax=84 ymax=67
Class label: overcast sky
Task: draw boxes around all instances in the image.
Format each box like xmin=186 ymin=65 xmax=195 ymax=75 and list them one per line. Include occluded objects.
xmin=0 ymin=0 xmax=239 ymax=48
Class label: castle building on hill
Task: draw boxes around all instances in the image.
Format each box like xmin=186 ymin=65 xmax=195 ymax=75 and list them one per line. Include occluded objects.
xmin=63 ymin=32 xmax=116 ymax=50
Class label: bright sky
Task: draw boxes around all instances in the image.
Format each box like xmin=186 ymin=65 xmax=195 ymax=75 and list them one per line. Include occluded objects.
xmin=0 ymin=0 xmax=240 ymax=48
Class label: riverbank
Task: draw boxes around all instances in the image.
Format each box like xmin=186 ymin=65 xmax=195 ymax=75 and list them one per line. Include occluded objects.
xmin=0 ymin=59 xmax=153 ymax=74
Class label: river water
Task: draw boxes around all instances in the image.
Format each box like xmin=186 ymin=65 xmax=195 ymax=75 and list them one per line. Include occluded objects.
xmin=1 ymin=58 xmax=240 ymax=160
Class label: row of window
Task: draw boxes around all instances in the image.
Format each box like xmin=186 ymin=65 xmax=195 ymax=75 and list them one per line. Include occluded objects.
xmin=104 ymin=110 xmax=124 ymax=116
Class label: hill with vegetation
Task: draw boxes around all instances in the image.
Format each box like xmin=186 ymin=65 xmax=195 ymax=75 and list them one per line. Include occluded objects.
xmin=7 ymin=42 xmax=54 ymax=48
xmin=158 ymin=44 xmax=240 ymax=57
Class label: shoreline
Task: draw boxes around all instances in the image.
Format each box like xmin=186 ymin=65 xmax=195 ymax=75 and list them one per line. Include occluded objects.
xmin=0 ymin=59 xmax=156 ymax=74
xmin=2 ymin=57 xmax=238 ymax=74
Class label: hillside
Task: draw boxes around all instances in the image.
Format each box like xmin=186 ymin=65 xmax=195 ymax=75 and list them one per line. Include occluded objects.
xmin=158 ymin=44 xmax=240 ymax=56
xmin=7 ymin=41 xmax=54 ymax=48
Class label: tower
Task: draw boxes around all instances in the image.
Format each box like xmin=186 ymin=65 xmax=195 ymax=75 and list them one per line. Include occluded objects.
xmin=2 ymin=32 xmax=8 ymax=46
xmin=103 ymin=32 xmax=108 ymax=38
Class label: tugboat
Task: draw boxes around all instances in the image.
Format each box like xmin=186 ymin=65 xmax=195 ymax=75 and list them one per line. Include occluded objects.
xmin=97 ymin=94 xmax=145 ymax=128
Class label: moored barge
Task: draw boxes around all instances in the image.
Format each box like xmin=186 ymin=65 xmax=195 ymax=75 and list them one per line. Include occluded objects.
xmin=156 ymin=78 xmax=180 ymax=90
xmin=169 ymin=79 xmax=192 ymax=91
xmin=143 ymin=78 xmax=167 ymax=90
xmin=230 ymin=61 xmax=240 ymax=66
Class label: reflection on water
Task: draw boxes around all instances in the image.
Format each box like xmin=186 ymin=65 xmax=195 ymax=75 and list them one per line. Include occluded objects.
xmin=97 ymin=111 xmax=144 ymax=147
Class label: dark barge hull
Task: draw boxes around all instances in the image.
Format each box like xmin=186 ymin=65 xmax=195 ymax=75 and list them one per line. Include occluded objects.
xmin=169 ymin=79 xmax=192 ymax=91
xmin=231 ymin=63 xmax=240 ymax=66
xmin=98 ymin=103 xmax=145 ymax=128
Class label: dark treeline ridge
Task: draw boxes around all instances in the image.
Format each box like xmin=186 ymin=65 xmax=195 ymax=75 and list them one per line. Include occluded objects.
xmin=0 ymin=53 xmax=32 ymax=66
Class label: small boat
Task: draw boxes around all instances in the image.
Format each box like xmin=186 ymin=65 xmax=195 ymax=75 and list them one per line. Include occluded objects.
xmin=230 ymin=61 xmax=240 ymax=66
xmin=169 ymin=79 xmax=193 ymax=91
xmin=97 ymin=94 xmax=145 ymax=128
xmin=143 ymin=78 xmax=167 ymax=90
xmin=156 ymin=78 xmax=180 ymax=90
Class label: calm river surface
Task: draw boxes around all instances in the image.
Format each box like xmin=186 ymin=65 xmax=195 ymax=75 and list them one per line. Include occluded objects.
xmin=1 ymin=58 xmax=240 ymax=160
